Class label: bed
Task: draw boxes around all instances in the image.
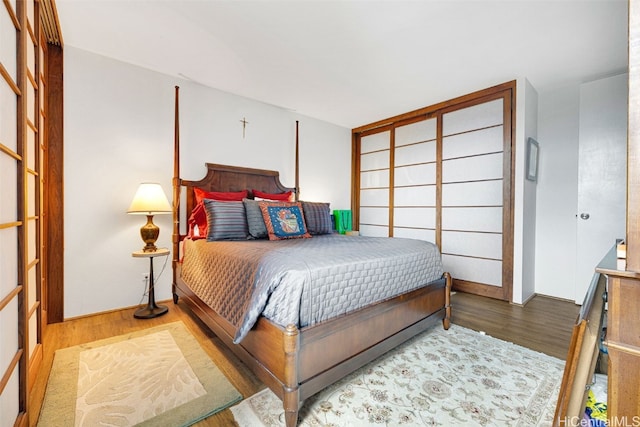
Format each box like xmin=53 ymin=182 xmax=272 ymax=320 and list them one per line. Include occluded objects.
xmin=170 ymin=89 xmax=451 ymax=427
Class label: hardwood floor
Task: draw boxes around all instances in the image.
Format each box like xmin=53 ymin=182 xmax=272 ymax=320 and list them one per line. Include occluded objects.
xmin=450 ymin=291 xmax=580 ymax=360
xmin=29 ymin=292 xmax=580 ymax=426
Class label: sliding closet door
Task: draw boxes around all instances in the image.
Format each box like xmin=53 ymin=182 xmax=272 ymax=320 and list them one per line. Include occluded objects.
xmin=393 ymin=118 xmax=438 ymax=242
xmin=358 ymin=130 xmax=391 ymax=237
xmin=0 ymin=0 xmax=47 ymax=424
xmin=1 ymin=0 xmax=26 ymax=424
xmin=353 ymin=82 xmax=514 ymax=301
xmin=440 ymin=96 xmax=512 ymax=300
xmin=26 ymin=0 xmax=44 ymax=390
xmin=357 ymin=120 xmax=439 ymax=241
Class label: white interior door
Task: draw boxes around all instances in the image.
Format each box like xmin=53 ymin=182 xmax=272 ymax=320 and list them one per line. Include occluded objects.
xmin=575 ymin=74 xmax=627 ymax=304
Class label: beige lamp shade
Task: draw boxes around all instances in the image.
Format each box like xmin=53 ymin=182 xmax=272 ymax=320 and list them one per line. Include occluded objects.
xmin=127 ymin=183 xmax=172 ymax=214
xmin=128 ymin=183 xmax=171 ymax=252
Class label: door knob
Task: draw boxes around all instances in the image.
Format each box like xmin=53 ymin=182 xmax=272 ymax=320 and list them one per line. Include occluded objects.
xmin=580 ymin=213 xmax=590 ymax=220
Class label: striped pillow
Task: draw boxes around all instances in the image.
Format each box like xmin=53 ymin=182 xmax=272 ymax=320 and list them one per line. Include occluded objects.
xmin=203 ymin=199 xmax=248 ymax=241
xmin=302 ymin=201 xmax=332 ymax=235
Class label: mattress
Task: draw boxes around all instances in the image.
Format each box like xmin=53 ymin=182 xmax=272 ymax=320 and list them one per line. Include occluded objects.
xmin=180 ymin=234 xmax=444 ymax=343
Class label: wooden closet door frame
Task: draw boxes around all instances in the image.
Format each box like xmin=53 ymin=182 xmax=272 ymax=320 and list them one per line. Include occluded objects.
xmin=352 ymin=81 xmax=515 ymax=302
xmin=43 ymin=43 xmax=63 ymax=324
xmin=39 ymin=0 xmax=64 ymax=324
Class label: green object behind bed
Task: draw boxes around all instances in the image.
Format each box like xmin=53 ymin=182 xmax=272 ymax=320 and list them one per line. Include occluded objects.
xmin=333 ymin=210 xmax=352 ymax=234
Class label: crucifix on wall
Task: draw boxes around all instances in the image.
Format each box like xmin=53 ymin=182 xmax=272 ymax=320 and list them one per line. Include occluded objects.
xmin=240 ymin=117 xmax=249 ymax=138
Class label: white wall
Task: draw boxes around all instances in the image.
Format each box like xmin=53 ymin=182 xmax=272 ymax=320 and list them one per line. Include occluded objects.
xmin=513 ymin=78 xmax=539 ymax=304
xmin=64 ymin=46 xmax=351 ymax=318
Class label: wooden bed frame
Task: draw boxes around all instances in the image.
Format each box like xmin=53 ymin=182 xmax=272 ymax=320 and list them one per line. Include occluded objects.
xmin=171 ymin=88 xmax=451 ymax=427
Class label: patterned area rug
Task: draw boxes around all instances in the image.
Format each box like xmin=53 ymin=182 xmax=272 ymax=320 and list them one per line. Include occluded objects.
xmin=38 ymin=321 xmax=241 ymax=426
xmin=231 ymin=324 xmax=563 ymax=426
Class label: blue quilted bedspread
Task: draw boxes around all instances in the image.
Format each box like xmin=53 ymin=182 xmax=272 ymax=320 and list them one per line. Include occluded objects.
xmin=180 ymin=234 xmax=444 ymax=343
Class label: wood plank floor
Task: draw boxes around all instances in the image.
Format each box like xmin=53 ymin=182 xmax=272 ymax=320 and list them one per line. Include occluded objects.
xmin=29 ymin=291 xmax=580 ymax=427
xmin=450 ymin=291 xmax=580 ymax=360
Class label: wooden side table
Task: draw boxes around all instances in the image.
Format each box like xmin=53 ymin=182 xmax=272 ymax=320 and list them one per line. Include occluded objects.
xmin=132 ymin=248 xmax=170 ymax=319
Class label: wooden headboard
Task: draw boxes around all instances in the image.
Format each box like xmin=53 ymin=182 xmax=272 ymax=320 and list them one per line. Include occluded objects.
xmin=171 ymin=163 xmax=296 ymax=271
xmin=181 ymin=162 xmax=296 ymax=225
xmin=171 ymin=87 xmax=299 ymax=271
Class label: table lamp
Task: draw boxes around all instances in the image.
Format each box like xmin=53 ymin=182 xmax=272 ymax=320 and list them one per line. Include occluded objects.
xmin=127 ymin=183 xmax=172 ymax=252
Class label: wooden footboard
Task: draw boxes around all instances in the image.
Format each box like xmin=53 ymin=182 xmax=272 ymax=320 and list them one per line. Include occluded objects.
xmin=173 ymin=268 xmax=451 ymax=427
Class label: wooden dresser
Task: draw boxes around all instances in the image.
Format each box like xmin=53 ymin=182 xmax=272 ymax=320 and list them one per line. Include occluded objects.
xmin=596 ymin=249 xmax=640 ymax=421
xmin=554 ymin=245 xmax=640 ymax=426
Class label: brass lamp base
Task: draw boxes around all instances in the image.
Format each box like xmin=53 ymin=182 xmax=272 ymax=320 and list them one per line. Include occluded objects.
xmin=140 ymin=215 xmax=160 ymax=252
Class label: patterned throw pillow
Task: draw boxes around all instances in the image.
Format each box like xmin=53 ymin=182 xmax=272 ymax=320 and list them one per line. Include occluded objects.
xmin=203 ymin=199 xmax=248 ymax=241
xmin=302 ymin=201 xmax=332 ymax=235
xmin=243 ymin=198 xmax=268 ymax=239
xmin=259 ymin=201 xmax=311 ymax=240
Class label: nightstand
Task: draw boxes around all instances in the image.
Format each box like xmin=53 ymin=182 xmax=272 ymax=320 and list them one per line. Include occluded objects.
xmin=132 ymin=248 xmax=170 ymax=319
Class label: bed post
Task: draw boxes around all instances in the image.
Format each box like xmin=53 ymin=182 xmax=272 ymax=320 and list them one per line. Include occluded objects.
xmin=283 ymin=324 xmax=300 ymax=427
xmin=443 ymin=272 xmax=452 ymax=330
xmin=294 ymin=120 xmax=299 ymax=201
xmin=172 ymin=85 xmax=181 ymax=303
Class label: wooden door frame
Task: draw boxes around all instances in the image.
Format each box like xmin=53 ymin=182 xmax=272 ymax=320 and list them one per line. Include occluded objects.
xmin=628 ymin=0 xmax=640 ymax=269
xmin=44 ymin=43 xmax=64 ymax=323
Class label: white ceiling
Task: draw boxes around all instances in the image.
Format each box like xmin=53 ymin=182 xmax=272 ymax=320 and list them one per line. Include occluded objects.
xmin=55 ymin=0 xmax=628 ymax=128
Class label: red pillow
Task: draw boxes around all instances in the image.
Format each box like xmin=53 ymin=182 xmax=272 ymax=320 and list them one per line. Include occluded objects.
xmin=252 ymin=189 xmax=293 ymax=201
xmin=194 ymin=188 xmax=248 ymax=204
xmin=187 ymin=202 xmax=208 ymax=240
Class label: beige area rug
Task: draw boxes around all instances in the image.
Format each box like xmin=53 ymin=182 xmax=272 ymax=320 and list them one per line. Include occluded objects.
xmin=38 ymin=321 xmax=242 ymax=427
xmin=231 ymin=324 xmax=563 ymax=426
